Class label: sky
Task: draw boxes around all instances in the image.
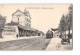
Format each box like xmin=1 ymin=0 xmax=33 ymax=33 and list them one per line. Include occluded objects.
xmin=0 ymin=4 xmax=70 ymax=33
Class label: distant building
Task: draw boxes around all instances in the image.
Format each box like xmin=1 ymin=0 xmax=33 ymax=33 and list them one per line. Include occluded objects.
xmin=51 ymin=28 xmax=59 ymax=37
xmin=54 ymin=31 xmax=60 ymax=37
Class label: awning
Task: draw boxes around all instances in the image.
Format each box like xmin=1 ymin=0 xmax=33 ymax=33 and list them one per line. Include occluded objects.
xmin=18 ymin=24 xmax=36 ymax=31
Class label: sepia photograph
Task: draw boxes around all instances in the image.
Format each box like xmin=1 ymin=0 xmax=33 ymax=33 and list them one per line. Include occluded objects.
xmin=0 ymin=4 xmax=72 ymax=50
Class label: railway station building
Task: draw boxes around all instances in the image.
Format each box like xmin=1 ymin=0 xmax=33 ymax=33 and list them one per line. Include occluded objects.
xmin=2 ymin=8 xmax=44 ymax=38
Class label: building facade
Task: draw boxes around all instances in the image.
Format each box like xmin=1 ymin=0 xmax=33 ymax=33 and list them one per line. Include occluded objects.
xmin=12 ymin=8 xmax=31 ymax=28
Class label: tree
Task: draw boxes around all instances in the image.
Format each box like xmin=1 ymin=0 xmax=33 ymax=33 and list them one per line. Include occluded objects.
xmin=58 ymin=15 xmax=67 ymax=32
xmin=58 ymin=4 xmax=72 ymax=38
xmin=67 ymin=4 xmax=72 ymax=39
xmin=0 ymin=15 xmax=6 ymax=38
xmin=0 ymin=15 xmax=6 ymax=29
xmin=58 ymin=15 xmax=67 ymax=38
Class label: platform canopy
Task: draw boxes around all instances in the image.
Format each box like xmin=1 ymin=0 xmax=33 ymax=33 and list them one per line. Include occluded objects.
xmin=51 ymin=28 xmax=58 ymax=32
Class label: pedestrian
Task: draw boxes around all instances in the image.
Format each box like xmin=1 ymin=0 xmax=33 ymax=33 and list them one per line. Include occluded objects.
xmin=16 ymin=34 xmax=18 ymax=39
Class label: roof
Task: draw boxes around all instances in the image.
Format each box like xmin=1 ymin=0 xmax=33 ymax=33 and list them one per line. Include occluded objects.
xmin=18 ymin=24 xmax=36 ymax=31
xmin=12 ymin=9 xmax=31 ymax=18
xmin=6 ymin=22 xmax=41 ymax=32
xmin=6 ymin=22 xmax=18 ymax=26
xmin=51 ymin=28 xmax=58 ymax=31
xmin=12 ymin=9 xmax=23 ymax=16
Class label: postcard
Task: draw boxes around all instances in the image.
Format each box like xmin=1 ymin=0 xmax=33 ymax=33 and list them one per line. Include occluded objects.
xmin=0 ymin=4 xmax=72 ymax=50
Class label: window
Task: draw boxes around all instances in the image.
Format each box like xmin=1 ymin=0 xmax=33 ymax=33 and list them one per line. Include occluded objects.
xmin=18 ymin=18 xmax=19 ymax=21
xmin=17 ymin=15 xmax=21 ymax=17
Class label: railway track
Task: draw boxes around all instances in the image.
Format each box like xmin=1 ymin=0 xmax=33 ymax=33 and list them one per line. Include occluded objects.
xmin=0 ymin=36 xmax=51 ymax=50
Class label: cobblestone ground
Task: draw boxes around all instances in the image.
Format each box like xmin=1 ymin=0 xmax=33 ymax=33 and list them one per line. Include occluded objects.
xmin=0 ymin=36 xmax=51 ymax=50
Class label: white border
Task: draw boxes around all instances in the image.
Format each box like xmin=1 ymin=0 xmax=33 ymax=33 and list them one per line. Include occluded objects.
xmin=0 ymin=0 xmax=73 ymax=4
xmin=0 ymin=0 xmax=80 ymax=55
